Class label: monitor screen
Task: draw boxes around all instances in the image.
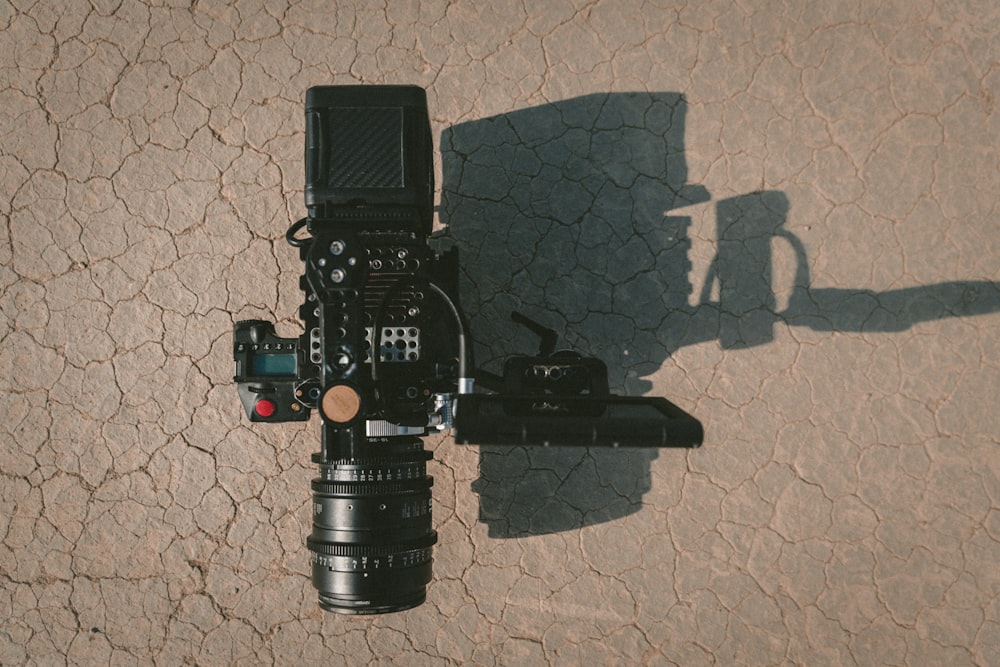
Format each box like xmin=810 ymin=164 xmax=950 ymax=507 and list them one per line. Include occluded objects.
xmin=250 ymin=353 xmax=296 ymax=377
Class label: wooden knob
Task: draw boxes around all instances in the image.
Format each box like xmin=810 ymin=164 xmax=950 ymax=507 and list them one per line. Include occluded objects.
xmin=321 ymin=384 xmax=361 ymax=423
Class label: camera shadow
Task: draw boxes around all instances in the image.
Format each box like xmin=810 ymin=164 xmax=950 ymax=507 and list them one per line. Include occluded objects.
xmin=440 ymin=92 xmax=1000 ymax=539
xmin=440 ymin=92 xmax=709 ymax=537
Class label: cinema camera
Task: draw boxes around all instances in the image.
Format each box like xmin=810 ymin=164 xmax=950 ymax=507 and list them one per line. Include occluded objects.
xmin=233 ymin=86 xmax=703 ymax=615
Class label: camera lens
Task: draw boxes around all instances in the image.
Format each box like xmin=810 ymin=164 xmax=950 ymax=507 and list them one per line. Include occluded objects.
xmin=307 ymin=441 xmax=437 ymax=614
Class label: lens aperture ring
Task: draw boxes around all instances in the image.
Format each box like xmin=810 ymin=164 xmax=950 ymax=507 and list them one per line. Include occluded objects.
xmin=317 ymin=450 xmax=432 ymax=465
xmin=307 ymin=532 xmax=437 ymax=559
xmin=311 ymin=442 xmax=430 ymax=466
xmin=311 ymin=477 xmax=433 ymax=497
xmin=317 ymin=449 xmax=432 ymax=482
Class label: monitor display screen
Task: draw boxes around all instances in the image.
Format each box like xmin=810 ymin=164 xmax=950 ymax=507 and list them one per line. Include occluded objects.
xmin=250 ymin=353 xmax=296 ymax=377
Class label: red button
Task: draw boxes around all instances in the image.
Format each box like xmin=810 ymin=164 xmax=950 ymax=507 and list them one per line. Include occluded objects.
xmin=255 ymin=399 xmax=276 ymax=417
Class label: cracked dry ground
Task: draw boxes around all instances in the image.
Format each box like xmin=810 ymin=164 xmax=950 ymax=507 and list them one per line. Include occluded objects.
xmin=2 ymin=1 xmax=999 ymax=665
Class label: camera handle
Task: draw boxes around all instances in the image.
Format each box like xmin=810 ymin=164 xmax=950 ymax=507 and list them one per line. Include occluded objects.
xmin=696 ymin=227 xmax=810 ymax=348
xmin=510 ymin=311 xmax=559 ymax=356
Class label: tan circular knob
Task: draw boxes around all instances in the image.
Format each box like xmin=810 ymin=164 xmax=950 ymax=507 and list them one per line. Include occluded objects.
xmin=321 ymin=384 xmax=361 ymax=423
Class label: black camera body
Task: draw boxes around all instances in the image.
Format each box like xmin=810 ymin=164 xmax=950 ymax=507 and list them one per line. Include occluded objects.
xmin=234 ymin=85 xmax=702 ymax=615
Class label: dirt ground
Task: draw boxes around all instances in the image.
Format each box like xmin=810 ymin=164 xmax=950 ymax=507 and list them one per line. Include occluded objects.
xmin=2 ymin=1 xmax=999 ymax=664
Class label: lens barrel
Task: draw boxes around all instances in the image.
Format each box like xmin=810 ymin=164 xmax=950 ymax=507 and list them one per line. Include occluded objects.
xmin=307 ymin=442 xmax=437 ymax=614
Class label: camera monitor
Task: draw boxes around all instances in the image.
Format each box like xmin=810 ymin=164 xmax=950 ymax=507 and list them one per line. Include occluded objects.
xmin=455 ymin=394 xmax=703 ymax=448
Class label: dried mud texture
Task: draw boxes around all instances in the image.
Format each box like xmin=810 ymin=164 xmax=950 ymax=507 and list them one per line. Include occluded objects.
xmin=2 ymin=1 xmax=999 ymax=665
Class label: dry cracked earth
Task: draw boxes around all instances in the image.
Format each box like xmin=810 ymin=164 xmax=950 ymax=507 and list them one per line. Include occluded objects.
xmin=2 ymin=1 xmax=1000 ymax=665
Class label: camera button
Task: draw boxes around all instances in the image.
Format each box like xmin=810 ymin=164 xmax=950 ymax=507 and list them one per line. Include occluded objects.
xmin=255 ymin=399 xmax=277 ymax=418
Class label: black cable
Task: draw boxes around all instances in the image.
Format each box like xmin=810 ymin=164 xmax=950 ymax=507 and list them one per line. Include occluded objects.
xmin=370 ymin=277 xmax=471 ymax=424
xmin=426 ymin=282 xmax=469 ymax=381
xmin=285 ymin=218 xmax=310 ymax=247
